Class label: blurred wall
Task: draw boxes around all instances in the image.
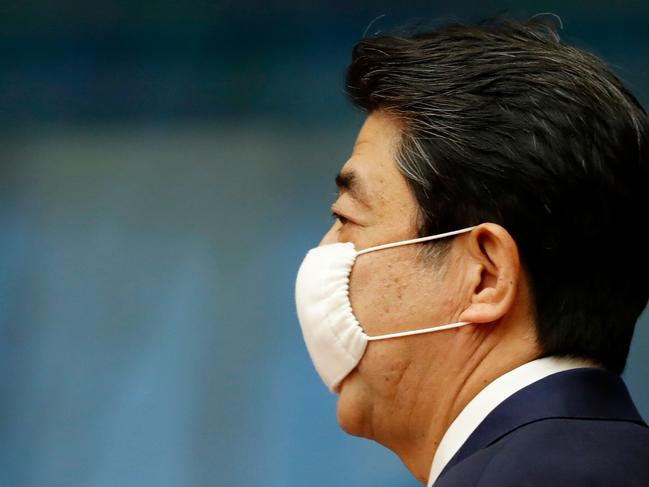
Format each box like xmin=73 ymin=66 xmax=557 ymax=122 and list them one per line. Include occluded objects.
xmin=0 ymin=2 xmax=647 ymax=486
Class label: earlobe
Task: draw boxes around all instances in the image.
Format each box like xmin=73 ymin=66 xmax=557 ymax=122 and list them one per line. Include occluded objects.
xmin=458 ymin=224 xmax=520 ymax=325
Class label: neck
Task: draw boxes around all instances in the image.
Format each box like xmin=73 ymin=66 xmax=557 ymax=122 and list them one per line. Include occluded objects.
xmin=384 ymin=329 xmax=539 ymax=484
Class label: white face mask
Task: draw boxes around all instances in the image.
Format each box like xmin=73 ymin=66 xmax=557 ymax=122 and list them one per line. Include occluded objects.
xmin=295 ymin=226 xmax=477 ymax=393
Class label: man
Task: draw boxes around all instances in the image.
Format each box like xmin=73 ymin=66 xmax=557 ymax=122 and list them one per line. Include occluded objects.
xmin=295 ymin=16 xmax=649 ymax=486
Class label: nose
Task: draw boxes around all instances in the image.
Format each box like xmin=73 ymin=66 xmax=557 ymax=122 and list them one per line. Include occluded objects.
xmin=318 ymin=221 xmax=341 ymax=246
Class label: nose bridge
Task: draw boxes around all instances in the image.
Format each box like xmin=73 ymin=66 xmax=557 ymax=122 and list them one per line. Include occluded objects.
xmin=318 ymin=222 xmax=341 ymax=247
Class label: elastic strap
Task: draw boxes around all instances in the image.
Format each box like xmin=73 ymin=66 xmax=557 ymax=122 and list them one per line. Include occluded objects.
xmin=366 ymin=321 xmax=472 ymax=341
xmin=356 ymin=226 xmax=477 ymax=256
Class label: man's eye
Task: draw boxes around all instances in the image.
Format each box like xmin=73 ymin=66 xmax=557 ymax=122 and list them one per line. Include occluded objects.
xmin=331 ymin=211 xmax=349 ymax=225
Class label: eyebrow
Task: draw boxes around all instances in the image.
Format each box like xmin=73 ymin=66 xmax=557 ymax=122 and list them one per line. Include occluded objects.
xmin=335 ymin=169 xmax=371 ymax=208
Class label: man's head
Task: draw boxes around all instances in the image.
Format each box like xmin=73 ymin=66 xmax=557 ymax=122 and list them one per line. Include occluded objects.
xmin=341 ymin=16 xmax=648 ymax=372
xmin=319 ymin=16 xmax=648 ymax=472
xmin=321 ymin=112 xmax=537 ymax=460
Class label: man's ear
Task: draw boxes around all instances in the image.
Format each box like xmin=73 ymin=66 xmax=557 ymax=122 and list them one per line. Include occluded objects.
xmin=458 ymin=223 xmax=520 ymax=324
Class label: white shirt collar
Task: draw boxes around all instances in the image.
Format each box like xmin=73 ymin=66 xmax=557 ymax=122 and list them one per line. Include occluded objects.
xmin=426 ymin=356 xmax=597 ymax=486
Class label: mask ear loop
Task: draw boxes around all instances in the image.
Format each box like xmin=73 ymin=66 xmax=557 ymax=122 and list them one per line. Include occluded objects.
xmin=366 ymin=321 xmax=472 ymax=341
xmin=356 ymin=226 xmax=478 ymax=256
xmin=355 ymin=225 xmax=478 ymax=341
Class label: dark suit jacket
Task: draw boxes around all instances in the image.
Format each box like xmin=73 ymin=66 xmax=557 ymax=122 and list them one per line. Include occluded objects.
xmin=434 ymin=368 xmax=649 ymax=486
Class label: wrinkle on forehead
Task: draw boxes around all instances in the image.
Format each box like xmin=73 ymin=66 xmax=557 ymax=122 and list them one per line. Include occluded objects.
xmin=353 ymin=112 xmax=403 ymax=154
xmin=341 ymin=112 xmax=419 ymax=235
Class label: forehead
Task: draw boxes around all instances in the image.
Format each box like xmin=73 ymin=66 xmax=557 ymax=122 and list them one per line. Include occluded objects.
xmin=340 ymin=112 xmax=414 ymax=212
xmin=348 ymin=111 xmax=401 ymax=166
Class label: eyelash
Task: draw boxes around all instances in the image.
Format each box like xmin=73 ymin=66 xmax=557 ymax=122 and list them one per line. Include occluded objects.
xmin=331 ymin=210 xmax=349 ymax=225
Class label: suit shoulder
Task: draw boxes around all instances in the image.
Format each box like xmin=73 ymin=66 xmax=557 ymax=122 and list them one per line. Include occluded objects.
xmin=476 ymin=418 xmax=649 ymax=486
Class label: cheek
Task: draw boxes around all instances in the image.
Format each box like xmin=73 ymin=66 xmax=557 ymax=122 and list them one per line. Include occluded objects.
xmin=339 ymin=330 xmax=414 ymax=409
xmin=348 ymin=251 xmax=432 ymax=336
xmin=348 ymin=254 xmax=397 ymax=335
xmin=348 ymin=250 xmax=462 ymax=339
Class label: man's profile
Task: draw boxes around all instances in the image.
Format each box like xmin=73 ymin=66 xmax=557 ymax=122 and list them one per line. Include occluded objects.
xmin=295 ymin=15 xmax=649 ymax=486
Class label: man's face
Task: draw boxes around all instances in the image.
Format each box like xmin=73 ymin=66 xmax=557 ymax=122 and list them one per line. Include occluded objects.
xmin=321 ymin=111 xmax=471 ymax=441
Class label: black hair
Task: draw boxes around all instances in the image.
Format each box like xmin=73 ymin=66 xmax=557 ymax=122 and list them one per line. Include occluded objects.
xmin=345 ymin=15 xmax=649 ymax=373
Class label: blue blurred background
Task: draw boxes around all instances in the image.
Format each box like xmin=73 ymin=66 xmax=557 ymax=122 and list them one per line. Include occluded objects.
xmin=0 ymin=2 xmax=647 ymax=486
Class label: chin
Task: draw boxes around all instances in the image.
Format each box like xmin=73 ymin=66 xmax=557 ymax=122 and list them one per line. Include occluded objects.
xmin=336 ymin=376 xmax=370 ymax=438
